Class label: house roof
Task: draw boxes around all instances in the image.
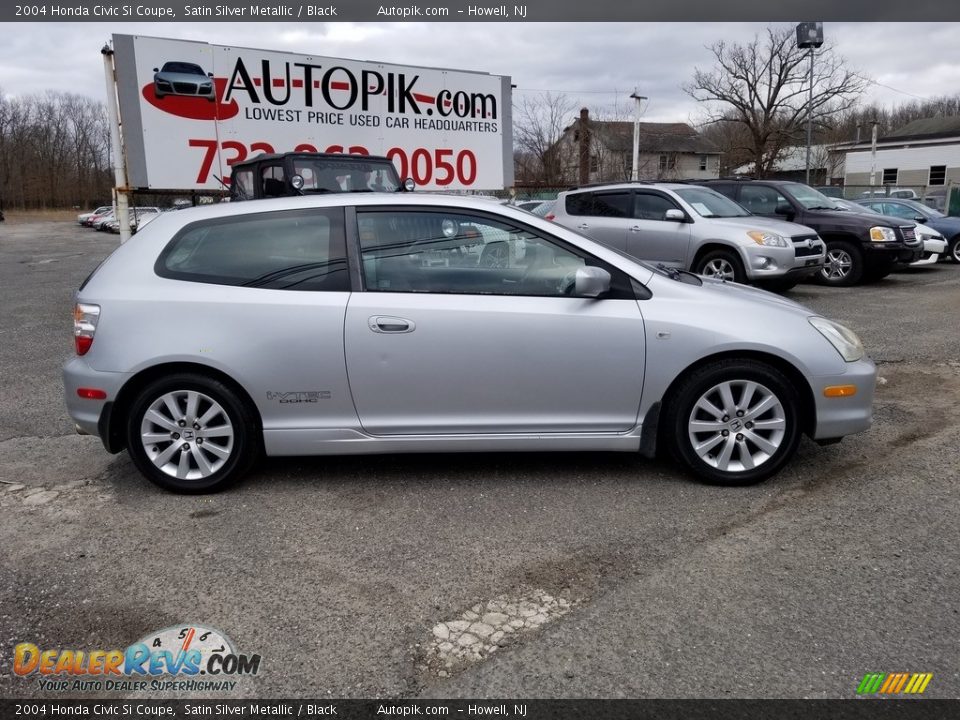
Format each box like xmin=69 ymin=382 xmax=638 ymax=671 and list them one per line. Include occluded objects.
xmin=571 ymin=120 xmax=720 ymax=154
xmin=882 ymin=116 xmax=960 ymax=142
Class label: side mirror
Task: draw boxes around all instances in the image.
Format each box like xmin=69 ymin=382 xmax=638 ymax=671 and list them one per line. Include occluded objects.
xmin=153 ymin=68 xmax=159 ymax=72
xmin=402 ymin=177 xmax=416 ymax=192
xmin=664 ymin=208 xmax=686 ymax=222
xmin=914 ymin=215 xmax=927 ymax=224
xmin=774 ymin=203 xmax=794 ymax=218
xmin=574 ymin=266 xmax=611 ymax=298
xmin=208 ymin=72 xmax=214 ymax=77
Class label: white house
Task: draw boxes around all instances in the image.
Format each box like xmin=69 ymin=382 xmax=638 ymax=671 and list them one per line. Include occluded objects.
xmin=831 ymin=116 xmax=960 ymax=189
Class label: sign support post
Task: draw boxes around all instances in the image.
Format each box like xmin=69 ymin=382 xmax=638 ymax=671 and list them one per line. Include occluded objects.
xmin=102 ymin=43 xmax=132 ymax=244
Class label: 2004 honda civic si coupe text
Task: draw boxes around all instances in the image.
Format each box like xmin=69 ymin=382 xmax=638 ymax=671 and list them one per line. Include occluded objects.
xmin=64 ymin=195 xmax=876 ymax=493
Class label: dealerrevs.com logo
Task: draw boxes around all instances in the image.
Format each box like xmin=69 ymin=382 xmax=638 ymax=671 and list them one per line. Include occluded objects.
xmin=14 ymin=624 xmax=261 ymax=692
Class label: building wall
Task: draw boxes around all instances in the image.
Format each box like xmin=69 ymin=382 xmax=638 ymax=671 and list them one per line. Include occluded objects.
xmin=844 ymin=143 xmax=960 ymax=187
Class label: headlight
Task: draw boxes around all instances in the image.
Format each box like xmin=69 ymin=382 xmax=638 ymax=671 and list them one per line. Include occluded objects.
xmin=809 ymin=317 xmax=864 ymax=362
xmin=869 ymin=226 xmax=897 ymax=242
xmin=747 ymin=230 xmax=788 ymax=247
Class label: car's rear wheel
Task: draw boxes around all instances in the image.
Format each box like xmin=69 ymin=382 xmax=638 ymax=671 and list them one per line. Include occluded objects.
xmin=818 ymin=240 xmax=864 ymax=286
xmin=664 ymin=360 xmax=801 ymax=486
xmin=126 ymin=374 xmax=259 ymax=494
xmin=694 ymin=249 xmax=745 ymax=283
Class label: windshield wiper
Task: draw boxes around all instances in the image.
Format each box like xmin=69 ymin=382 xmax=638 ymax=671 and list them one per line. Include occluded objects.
xmin=806 ymin=205 xmax=837 ymax=211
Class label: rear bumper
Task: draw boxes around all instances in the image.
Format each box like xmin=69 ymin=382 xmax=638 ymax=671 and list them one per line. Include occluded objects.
xmin=63 ymin=357 xmax=129 ymax=446
xmin=810 ymin=357 xmax=877 ymax=440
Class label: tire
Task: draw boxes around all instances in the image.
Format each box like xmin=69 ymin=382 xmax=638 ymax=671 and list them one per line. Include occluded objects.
xmin=125 ymin=373 xmax=259 ymax=494
xmin=663 ymin=359 xmax=802 ymax=486
xmin=948 ymin=236 xmax=960 ymax=264
xmin=817 ymin=240 xmax=864 ymax=286
xmin=694 ymin=249 xmax=746 ymax=283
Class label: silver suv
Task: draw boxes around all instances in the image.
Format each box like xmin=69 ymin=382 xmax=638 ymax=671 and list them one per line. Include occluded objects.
xmin=551 ymin=183 xmax=825 ymax=288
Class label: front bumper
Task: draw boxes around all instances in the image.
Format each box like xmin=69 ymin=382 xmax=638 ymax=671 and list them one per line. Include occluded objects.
xmin=810 ymin=357 xmax=877 ymax=440
xmin=744 ymin=244 xmax=825 ymax=281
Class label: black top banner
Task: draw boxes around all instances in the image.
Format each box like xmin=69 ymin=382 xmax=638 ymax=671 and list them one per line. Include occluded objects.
xmin=4 ymin=0 xmax=960 ymax=22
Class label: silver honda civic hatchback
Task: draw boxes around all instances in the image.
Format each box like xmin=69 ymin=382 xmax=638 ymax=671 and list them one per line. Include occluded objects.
xmin=64 ymin=194 xmax=876 ymax=493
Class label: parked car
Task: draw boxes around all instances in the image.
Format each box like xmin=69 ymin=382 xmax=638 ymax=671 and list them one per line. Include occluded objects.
xmin=77 ymin=206 xmax=111 ymax=225
xmin=229 ymin=152 xmax=409 ymax=201
xmin=833 ymin=199 xmax=945 ymax=266
xmin=153 ymin=61 xmax=215 ymax=101
xmin=105 ymin=207 xmax=162 ymax=234
xmin=858 ymin=188 xmax=919 ymax=200
xmin=533 ymin=200 xmax=557 ymax=219
xmin=64 ymin=194 xmax=876 ymax=493
xmin=550 ymin=182 xmax=825 ymax=289
xmin=83 ymin=208 xmax=114 ymax=228
xmin=696 ymin=179 xmax=923 ymax=286
xmin=855 ymin=197 xmax=960 ymax=264
xmin=516 ymin=200 xmax=545 ymax=212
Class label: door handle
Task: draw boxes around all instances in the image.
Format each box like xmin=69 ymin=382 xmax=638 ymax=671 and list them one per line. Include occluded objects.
xmin=368 ymin=316 xmax=416 ymax=333
xmin=577 ymin=223 xmax=589 ymax=230
xmin=629 ymin=226 xmax=642 ymax=232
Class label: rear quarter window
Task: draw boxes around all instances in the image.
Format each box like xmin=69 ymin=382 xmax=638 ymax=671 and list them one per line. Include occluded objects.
xmin=155 ymin=208 xmax=349 ymax=291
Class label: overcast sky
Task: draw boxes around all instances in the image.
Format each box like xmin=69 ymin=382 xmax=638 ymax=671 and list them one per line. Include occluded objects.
xmin=2 ymin=22 xmax=958 ymax=123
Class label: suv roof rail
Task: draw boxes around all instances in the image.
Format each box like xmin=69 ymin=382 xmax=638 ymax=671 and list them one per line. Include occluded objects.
xmin=566 ymin=180 xmax=653 ymax=191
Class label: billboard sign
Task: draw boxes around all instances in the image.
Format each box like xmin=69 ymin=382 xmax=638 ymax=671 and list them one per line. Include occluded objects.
xmin=112 ymin=34 xmax=513 ymax=191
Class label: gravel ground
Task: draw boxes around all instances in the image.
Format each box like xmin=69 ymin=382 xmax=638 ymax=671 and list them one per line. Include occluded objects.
xmin=1 ymin=219 xmax=958 ymax=700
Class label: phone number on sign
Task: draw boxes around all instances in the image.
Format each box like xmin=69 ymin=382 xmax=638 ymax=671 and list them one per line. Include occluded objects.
xmin=188 ymin=139 xmax=480 ymax=186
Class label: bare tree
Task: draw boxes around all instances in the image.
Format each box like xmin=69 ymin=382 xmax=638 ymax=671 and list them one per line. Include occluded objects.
xmin=685 ymin=25 xmax=867 ymax=177
xmin=513 ymin=92 xmax=578 ymax=186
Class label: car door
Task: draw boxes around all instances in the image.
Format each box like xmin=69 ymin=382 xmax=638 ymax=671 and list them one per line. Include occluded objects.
xmin=622 ymin=191 xmax=691 ymax=267
xmin=343 ymin=206 xmax=646 ymax=435
xmin=566 ymin=190 xmax=632 ymax=252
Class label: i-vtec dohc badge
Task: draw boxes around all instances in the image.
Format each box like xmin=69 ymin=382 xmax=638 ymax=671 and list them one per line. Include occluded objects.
xmin=266 ymin=391 xmax=331 ymax=403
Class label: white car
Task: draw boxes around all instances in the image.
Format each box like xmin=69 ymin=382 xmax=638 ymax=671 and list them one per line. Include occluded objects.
xmin=77 ymin=206 xmax=111 ymax=225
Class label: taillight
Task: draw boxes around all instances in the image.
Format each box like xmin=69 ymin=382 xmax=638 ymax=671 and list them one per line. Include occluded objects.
xmin=73 ymin=303 xmax=100 ymax=356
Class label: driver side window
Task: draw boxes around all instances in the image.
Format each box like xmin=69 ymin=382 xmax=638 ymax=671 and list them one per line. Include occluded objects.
xmin=356 ymin=209 xmax=587 ymax=297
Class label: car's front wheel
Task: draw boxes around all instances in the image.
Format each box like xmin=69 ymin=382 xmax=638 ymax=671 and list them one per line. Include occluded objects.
xmin=126 ymin=373 xmax=259 ymax=493
xmin=818 ymin=240 xmax=864 ymax=286
xmin=664 ymin=360 xmax=802 ymax=486
xmin=694 ymin=249 xmax=746 ymax=283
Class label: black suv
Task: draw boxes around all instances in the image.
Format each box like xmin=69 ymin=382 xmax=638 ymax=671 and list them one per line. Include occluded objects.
xmin=228 ymin=152 xmax=409 ymax=202
xmin=696 ymin=179 xmax=922 ymax=286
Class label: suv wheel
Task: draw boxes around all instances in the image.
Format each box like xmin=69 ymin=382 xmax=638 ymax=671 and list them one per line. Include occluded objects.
xmin=664 ymin=360 xmax=801 ymax=486
xmin=126 ymin=373 xmax=259 ymax=493
xmin=695 ymin=249 xmax=745 ymax=283
xmin=818 ymin=240 xmax=864 ymax=286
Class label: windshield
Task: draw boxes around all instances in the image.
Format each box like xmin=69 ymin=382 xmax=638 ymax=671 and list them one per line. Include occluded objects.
xmin=674 ymin=187 xmax=750 ymax=218
xmin=782 ymin=182 xmax=839 ymax=210
xmin=292 ymin=159 xmax=400 ymax=193
xmin=161 ymin=62 xmax=205 ymax=75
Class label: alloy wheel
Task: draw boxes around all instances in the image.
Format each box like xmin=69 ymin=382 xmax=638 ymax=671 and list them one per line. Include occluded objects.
xmin=687 ymin=379 xmax=787 ymax=473
xmin=139 ymin=390 xmax=235 ymax=481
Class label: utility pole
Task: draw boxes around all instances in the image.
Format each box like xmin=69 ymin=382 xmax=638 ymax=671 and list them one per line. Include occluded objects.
xmin=870 ymin=119 xmax=879 ymax=188
xmin=629 ymin=90 xmax=647 ymax=182
xmin=796 ymin=23 xmax=824 ymax=185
